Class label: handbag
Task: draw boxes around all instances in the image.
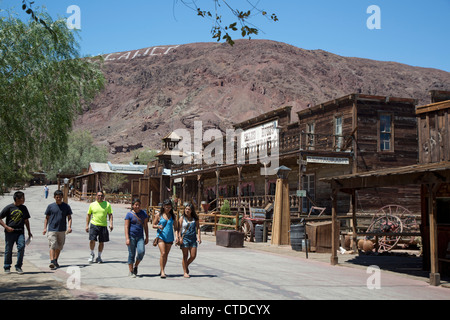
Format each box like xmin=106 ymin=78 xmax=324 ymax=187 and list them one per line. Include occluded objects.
xmin=176 ymin=218 xmax=192 ymax=247
xmin=153 ymin=215 xmax=168 ymax=246
xmin=176 ymin=229 xmax=187 ymax=246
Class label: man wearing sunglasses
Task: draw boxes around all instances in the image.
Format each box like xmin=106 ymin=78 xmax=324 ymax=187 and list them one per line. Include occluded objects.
xmin=85 ymin=191 xmax=113 ymax=263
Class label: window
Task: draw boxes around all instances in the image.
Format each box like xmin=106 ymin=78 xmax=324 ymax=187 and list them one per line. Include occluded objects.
xmin=335 ymin=116 xmax=343 ymax=151
xmin=379 ymin=114 xmax=393 ymax=151
xmin=307 ymin=122 xmax=315 ymax=150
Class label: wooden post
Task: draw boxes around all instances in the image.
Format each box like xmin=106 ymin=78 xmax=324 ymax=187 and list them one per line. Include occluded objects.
xmin=214 ymin=213 xmax=218 ymax=236
xmin=264 ymin=164 xmax=269 ymax=206
xmin=281 ymin=180 xmax=291 ymax=244
xmin=237 ymin=166 xmax=242 ymax=213
xmin=330 ymin=186 xmax=338 ymax=265
xmin=197 ymin=174 xmax=202 ymax=212
xmin=215 ymin=169 xmax=220 ymax=208
xmin=427 ymin=183 xmax=440 ymax=286
xmin=271 ymin=179 xmax=283 ymax=245
xmin=182 ymin=176 xmax=186 ymax=204
xmin=63 ymin=183 xmax=69 ymax=204
xmin=351 ymin=190 xmax=357 ymax=251
xmin=271 ymin=178 xmax=291 ymax=245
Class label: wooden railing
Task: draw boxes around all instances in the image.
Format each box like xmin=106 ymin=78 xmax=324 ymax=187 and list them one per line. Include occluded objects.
xmin=171 ymin=132 xmax=354 ymax=175
xmin=216 ymin=193 xmax=318 ymax=213
xmin=145 ymin=206 xmax=238 ymax=233
xmin=73 ymin=190 xmax=131 ymax=204
xmin=198 ymin=211 xmax=240 ymax=234
xmin=299 ymin=132 xmax=354 ymax=152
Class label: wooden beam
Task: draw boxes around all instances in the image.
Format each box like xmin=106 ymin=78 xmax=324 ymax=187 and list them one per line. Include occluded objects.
xmin=427 ymin=183 xmax=440 ymax=286
xmin=330 ymin=187 xmax=338 ymax=265
xmin=351 ymin=190 xmax=357 ymax=251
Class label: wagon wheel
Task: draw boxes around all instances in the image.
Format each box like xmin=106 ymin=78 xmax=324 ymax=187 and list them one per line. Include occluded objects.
xmin=400 ymin=215 xmax=420 ymax=246
xmin=366 ymin=205 xmax=405 ymax=252
xmin=240 ymin=219 xmax=254 ymax=242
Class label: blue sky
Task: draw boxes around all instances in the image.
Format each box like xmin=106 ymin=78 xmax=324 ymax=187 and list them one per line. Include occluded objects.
xmin=2 ymin=0 xmax=450 ymax=71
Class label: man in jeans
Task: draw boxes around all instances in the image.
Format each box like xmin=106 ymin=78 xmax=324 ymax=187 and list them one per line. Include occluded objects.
xmin=43 ymin=190 xmax=73 ymax=270
xmin=85 ymin=191 xmax=113 ymax=263
xmin=0 ymin=191 xmax=33 ymax=274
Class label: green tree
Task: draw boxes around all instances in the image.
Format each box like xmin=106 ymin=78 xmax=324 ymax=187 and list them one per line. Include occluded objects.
xmin=0 ymin=9 xmax=104 ymax=187
xmin=131 ymin=148 xmax=158 ymax=165
xmin=45 ymin=130 xmax=108 ymax=181
xmin=101 ymin=173 xmax=128 ymax=193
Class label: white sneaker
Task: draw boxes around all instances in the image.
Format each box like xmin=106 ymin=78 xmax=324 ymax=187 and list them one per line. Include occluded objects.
xmin=96 ymin=257 xmax=103 ymax=264
xmin=88 ymin=253 xmax=95 ymax=264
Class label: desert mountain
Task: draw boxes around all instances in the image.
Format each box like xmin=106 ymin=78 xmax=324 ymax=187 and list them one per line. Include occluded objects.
xmin=73 ymin=40 xmax=450 ymax=163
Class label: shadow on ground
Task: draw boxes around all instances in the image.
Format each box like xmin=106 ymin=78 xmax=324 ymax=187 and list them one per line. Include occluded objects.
xmin=345 ymin=252 xmax=450 ymax=283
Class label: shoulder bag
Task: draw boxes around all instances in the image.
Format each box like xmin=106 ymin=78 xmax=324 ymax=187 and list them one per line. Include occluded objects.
xmin=153 ymin=215 xmax=168 ymax=246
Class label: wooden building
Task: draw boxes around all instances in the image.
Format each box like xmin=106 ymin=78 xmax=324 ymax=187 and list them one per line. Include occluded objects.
xmin=134 ymin=93 xmax=421 ymax=222
xmin=73 ymin=162 xmax=147 ymax=196
xmin=324 ymin=91 xmax=450 ymax=285
xmin=297 ymin=94 xmax=420 ymax=215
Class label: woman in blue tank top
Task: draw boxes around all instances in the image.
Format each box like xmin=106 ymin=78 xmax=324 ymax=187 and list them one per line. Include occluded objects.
xmin=177 ymin=203 xmax=201 ymax=278
xmin=152 ymin=199 xmax=179 ymax=278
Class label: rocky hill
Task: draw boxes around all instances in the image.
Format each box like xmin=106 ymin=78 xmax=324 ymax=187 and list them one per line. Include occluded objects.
xmin=73 ymin=40 xmax=450 ymax=163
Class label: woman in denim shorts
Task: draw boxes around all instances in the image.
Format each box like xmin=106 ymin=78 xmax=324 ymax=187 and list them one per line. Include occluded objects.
xmin=177 ymin=203 xmax=201 ymax=278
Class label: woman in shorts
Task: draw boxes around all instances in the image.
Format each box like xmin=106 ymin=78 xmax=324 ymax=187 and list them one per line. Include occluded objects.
xmin=152 ymin=199 xmax=179 ymax=278
xmin=177 ymin=203 xmax=201 ymax=278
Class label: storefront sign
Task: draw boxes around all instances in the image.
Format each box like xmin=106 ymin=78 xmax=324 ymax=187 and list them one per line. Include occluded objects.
xmin=306 ymin=156 xmax=349 ymax=165
xmin=241 ymin=120 xmax=278 ymax=148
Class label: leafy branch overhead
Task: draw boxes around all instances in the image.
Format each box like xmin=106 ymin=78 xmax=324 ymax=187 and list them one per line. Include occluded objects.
xmin=20 ymin=1 xmax=277 ymax=46
xmin=21 ymin=0 xmax=57 ymax=41
xmin=182 ymin=0 xmax=278 ymax=46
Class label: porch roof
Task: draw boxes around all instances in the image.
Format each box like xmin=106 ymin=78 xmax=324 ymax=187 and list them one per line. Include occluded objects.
xmin=321 ymin=161 xmax=450 ymax=192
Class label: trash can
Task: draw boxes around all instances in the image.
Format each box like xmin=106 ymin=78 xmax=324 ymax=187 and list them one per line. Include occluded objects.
xmin=255 ymin=225 xmax=264 ymax=243
xmin=290 ymin=224 xmax=305 ymax=251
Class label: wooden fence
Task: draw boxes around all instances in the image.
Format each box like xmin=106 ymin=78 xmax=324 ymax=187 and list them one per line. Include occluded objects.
xmin=73 ymin=190 xmax=131 ymax=204
xmin=146 ymin=206 xmax=239 ymax=233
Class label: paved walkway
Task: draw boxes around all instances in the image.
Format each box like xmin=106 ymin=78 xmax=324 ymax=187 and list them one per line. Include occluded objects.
xmin=1 ymin=185 xmax=450 ymax=302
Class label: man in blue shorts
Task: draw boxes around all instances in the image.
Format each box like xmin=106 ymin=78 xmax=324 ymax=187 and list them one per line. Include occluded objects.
xmin=85 ymin=191 xmax=113 ymax=263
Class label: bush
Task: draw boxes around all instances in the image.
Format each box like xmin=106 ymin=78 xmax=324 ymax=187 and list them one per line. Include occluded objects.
xmin=218 ymin=200 xmax=234 ymax=230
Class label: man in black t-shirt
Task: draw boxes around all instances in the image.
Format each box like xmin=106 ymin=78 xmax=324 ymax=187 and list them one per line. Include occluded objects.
xmin=43 ymin=190 xmax=73 ymax=270
xmin=0 ymin=191 xmax=33 ymax=273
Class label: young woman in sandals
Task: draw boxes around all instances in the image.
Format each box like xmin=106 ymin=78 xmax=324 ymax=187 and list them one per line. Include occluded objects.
xmin=152 ymin=199 xmax=178 ymax=278
xmin=178 ymin=203 xmax=201 ymax=278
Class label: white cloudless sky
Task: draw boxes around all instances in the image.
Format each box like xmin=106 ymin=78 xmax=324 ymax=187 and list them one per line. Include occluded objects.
xmin=1 ymin=0 xmax=450 ymax=71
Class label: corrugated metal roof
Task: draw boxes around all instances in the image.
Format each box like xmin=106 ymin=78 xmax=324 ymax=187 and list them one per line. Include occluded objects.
xmin=88 ymin=162 xmax=146 ymax=175
xmin=321 ymin=161 xmax=450 ymax=182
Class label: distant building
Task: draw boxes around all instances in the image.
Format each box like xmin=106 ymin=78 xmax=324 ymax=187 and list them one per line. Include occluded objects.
xmin=73 ymin=162 xmax=147 ymax=195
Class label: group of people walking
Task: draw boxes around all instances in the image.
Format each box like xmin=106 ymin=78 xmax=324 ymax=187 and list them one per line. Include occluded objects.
xmin=0 ymin=189 xmax=201 ymax=279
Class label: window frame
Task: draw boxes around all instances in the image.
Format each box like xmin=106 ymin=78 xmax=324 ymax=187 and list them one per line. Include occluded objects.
xmin=378 ymin=113 xmax=394 ymax=152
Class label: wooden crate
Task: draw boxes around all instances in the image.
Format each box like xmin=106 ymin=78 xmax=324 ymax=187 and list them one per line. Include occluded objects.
xmin=306 ymin=221 xmax=333 ymax=253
